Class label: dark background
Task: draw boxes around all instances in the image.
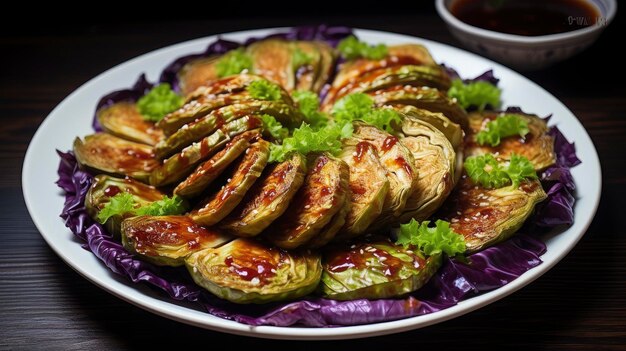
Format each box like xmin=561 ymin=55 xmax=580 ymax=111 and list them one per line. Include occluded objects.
xmin=1 ymin=3 xmax=625 ymax=350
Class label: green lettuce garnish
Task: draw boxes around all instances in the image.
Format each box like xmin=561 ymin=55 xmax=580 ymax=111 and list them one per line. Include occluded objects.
xmin=396 ymin=219 xmax=466 ymax=257
xmin=447 ymin=79 xmax=501 ymax=111
xmin=292 ymin=90 xmax=329 ymax=129
xmin=337 ymin=36 xmax=388 ymax=60
xmin=292 ymin=47 xmax=313 ymax=69
xmin=96 ymin=192 xmax=136 ymax=223
xmin=246 ymin=80 xmax=282 ymax=101
xmin=136 ymin=84 xmax=184 ymax=122
xmin=268 ymin=122 xmax=353 ymax=163
xmin=135 ymin=195 xmax=186 ymax=216
xmin=476 ymin=114 xmax=529 ymax=147
xmin=332 ymin=93 xmax=402 ymax=133
xmin=260 ymin=114 xmax=288 ymax=140
xmin=215 ymin=48 xmax=252 ymax=78
xmin=464 ymin=153 xmax=537 ymax=188
xmin=96 ymin=193 xmax=186 ymax=224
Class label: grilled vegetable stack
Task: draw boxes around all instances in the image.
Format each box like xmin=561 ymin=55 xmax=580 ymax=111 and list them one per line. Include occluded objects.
xmin=74 ymin=36 xmax=555 ymax=303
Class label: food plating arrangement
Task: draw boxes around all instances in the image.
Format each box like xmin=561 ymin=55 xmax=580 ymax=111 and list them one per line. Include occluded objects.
xmin=57 ymin=26 xmax=580 ymax=327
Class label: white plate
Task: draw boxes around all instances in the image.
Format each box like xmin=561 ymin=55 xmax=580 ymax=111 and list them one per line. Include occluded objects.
xmin=22 ymin=28 xmax=601 ymax=340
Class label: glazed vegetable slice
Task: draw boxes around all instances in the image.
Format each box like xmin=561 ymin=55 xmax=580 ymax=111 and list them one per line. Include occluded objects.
xmin=399 ymin=106 xmax=463 ymax=151
xmin=177 ymin=56 xmax=220 ymax=96
xmin=368 ymin=85 xmax=469 ymax=130
xmin=157 ymin=91 xmax=255 ymax=136
xmin=265 ymin=154 xmax=350 ymax=249
xmin=353 ymin=123 xmax=418 ymax=221
xmin=320 ymin=239 xmax=441 ymax=300
xmin=292 ymin=41 xmax=322 ymax=92
xmin=312 ymin=41 xmax=336 ymax=93
xmin=397 ymin=110 xmax=456 ymax=222
xmin=73 ymin=133 xmax=159 ymax=182
xmin=336 ymin=138 xmax=389 ymax=238
xmin=438 ymin=175 xmax=547 ymax=252
xmin=150 ymin=116 xmax=262 ymax=186
xmin=174 ymin=131 xmax=259 ymax=198
xmin=86 ymin=175 xmax=165 ymax=236
xmin=157 ymin=75 xmax=268 ymax=135
xmin=466 ymin=111 xmax=556 ymax=170
xmin=185 ymin=74 xmax=263 ymax=100
xmin=121 ymin=215 xmax=232 ymax=267
xmin=330 ymin=44 xmax=437 ymax=96
xmin=190 ymin=140 xmax=270 ymax=226
xmin=154 ymin=100 xmax=296 ymax=159
xmin=97 ymin=101 xmax=164 ymax=145
xmin=324 ymin=65 xmax=451 ymax=109
xmin=185 ymin=238 xmax=322 ymax=304
xmin=220 ymin=153 xmax=307 ymax=237
xmin=247 ymin=39 xmax=295 ymax=91
xmin=307 ymin=194 xmax=350 ymax=249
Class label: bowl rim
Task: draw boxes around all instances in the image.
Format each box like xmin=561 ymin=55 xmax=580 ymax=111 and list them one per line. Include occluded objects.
xmin=435 ymin=0 xmax=617 ymax=44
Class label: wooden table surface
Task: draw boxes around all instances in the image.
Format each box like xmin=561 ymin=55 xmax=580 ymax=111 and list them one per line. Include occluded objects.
xmin=2 ymin=7 xmax=625 ymax=350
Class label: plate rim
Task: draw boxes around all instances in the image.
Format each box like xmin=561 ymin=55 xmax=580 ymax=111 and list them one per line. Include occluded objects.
xmin=22 ymin=27 xmax=602 ymax=340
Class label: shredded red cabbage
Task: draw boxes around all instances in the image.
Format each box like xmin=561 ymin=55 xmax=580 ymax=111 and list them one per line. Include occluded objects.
xmin=442 ymin=64 xmax=500 ymax=86
xmin=532 ymin=127 xmax=581 ymax=227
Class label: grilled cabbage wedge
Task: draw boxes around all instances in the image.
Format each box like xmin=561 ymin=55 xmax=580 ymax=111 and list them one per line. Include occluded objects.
xmin=121 ymin=215 xmax=232 ymax=266
xmin=191 ymin=140 xmax=270 ymax=226
xmin=438 ymin=175 xmax=547 ymax=253
xmin=335 ymin=138 xmax=389 ymax=239
xmin=74 ymin=133 xmax=159 ymax=183
xmin=220 ymin=152 xmax=308 ymax=237
xmin=331 ymin=44 xmax=437 ymax=91
xmin=174 ymin=131 xmax=259 ymax=198
xmin=369 ymin=85 xmax=469 ymax=130
xmin=466 ymin=111 xmax=556 ymax=170
xmin=177 ymin=56 xmax=220 ymax=96
xmin=86 ymin=175 xmax=166 ymax=236
xmin=96 ymin=102 xmax=164 ymax=145
xmin=185 ymin=238 xmax=322 ymax=304
xmin=397 ymin=106 xmax=457 ymax=222
xmin=320 ymin=239 xmax=441 ymax=300
xmin=149 ymin=116 xmax=262 ymax=187
xmin=265 ymin=154 xmax=350 ymax=249
xmin=352 ymin=123 xmax=418 ymax=222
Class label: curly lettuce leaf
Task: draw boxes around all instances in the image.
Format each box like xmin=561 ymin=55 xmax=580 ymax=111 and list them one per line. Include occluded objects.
xmin=332 ymin=93 xmax=402 ymax=132
xmin=246 ymin=79 xmax=282 ymax=101
xmin=215 ymin=48 xmax=253 ymax=78
xmin=292 ymin=47 xmax=313 ymax=69
xmin=465 ymin=153 xmax=537 ymax=188
xmin=269 ymin=122 xmax=353 ymax=163
xmin=97 ymin=193 xmax=185 ymax=223
xmin=292 ymin=90 xmax=329 ymax=129
xmin=260 ymin=114 xmax=289 ymax=140
xmin=136 ymin=83 xmax=183 ymax=122
xmin=476 ymin=114 xmax=529 ymax=146
xmin=337 ymin=35 xmax=388 ymax=60
xmin=448 ymin=79 xmax=501 ymax=111
xmin=396 ymin=219 xmax=466 ymax=257
xmin=96 ymin=192 xmax=136 ymax=223
xmin=135 ymin=195 xmax=186 ymax=216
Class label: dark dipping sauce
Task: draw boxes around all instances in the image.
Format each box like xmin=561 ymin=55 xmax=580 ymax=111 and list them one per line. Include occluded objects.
xmin=451 ymin=0 xmax=600 ymax=36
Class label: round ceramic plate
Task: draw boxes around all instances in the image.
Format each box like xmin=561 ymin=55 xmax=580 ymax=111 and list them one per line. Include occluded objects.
xmin=22 ymin=28 xmax=601 ymax=340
